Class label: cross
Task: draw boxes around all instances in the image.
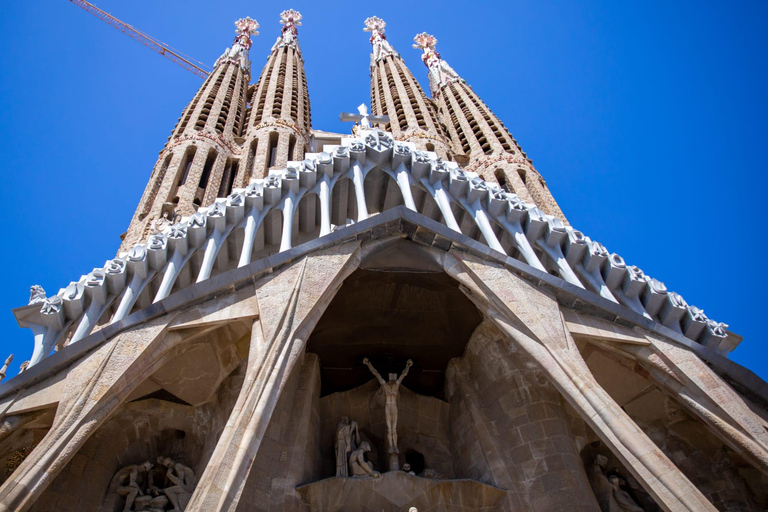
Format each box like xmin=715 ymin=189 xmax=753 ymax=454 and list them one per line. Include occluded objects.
xmin=339 ymin=104 xmax=389 ymax=132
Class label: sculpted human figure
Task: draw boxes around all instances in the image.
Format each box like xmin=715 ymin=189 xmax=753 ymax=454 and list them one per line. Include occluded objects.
xmin=363 ymin=357 xmax=413 ymax=453
xmin=349 ymin=441 xmax=380 ymax=478
xmin=158 ymin=457 xmax=196 ymax=512
xmin=335 ymin=416 xmax=360 ymax=477
xmin=116 ymin=461 xmax=153 ymax=512
xmin=0 ymin=354 xmax=12 ymax=382
xmin=609 ymin=475 xmax=644 ymax=512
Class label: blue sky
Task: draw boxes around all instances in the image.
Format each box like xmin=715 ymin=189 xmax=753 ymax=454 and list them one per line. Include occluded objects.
xmin=0 ymin=1 xmax=765 ymax=381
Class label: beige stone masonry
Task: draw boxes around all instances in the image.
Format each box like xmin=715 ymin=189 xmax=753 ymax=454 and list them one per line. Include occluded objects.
xmin=0 ymin=315 xmax=181 ymax=512
xmin=185 ymin=242 xmax=361 ymax=511
xmin=443 ymin=249 xmax=716 ymax=512
xmin=566 ymin=310 xmax=768 ymax=478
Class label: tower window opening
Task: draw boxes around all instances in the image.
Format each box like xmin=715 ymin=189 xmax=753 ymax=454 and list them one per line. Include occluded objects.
xmin=177 ymin=147 xmax=196 ymax=187
xmin=288 ymin=135 xmax=297 ymax=161
xmin=198 ymin=150 xmax=217 ymax=189
xmin=247 ymin=139 xmax=258 ymax=180
xmin=426 ymin=143 xmax=435 ymax=152
xmin=267 ymin=132 xmax=279 ymax=171
xmin=494 ymin=169 xmax=512 ymax=193
xmin=218 ymin=158 xmax=239 ymax=198
xmin=139 ymin=153 xmax=173 ymax=221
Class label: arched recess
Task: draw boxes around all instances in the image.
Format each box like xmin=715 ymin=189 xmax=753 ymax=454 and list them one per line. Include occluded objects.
xmin=363 ymin=168 xmax=403 ymax=215
xmin=330 ymin=177 xmax=357 ymax=227
xmin=580 ymin=343 xmax=768 ymax=510
xmin=27 ymin=326 xmax=251 ymax=512
xmin=233 ymin=238 xmax=599 ymax=511
xmin=0 ymin=409 xmax=55 ymax=488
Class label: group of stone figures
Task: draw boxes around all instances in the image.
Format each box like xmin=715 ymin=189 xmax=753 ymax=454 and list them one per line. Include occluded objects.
xmin=334 ymin=358 xmax=413 ymax=478
xmin=112 ymin=457 xmax=196 ymax=512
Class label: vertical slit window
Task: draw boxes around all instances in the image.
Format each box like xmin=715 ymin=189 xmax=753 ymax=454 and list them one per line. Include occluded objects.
xmin=218 ymin=158 xmax=239 ymax=198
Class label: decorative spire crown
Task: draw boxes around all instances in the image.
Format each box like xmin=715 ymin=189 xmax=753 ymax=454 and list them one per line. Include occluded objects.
xmin=234 ymin=17 xmax=259 ymax=50
xmin=364 ymin=16 xmax=398 ymax=66
xmin=412 ymin=31 xmax=461 ymax=95
xmin=272 ymin=9 xmax=302 ymax=51
xmin=215 ymin=17 xmax=259 ymax=70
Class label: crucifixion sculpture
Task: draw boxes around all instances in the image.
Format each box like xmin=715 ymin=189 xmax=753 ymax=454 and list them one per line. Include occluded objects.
xmin=363 ymin=357 xmax=413 ymax=454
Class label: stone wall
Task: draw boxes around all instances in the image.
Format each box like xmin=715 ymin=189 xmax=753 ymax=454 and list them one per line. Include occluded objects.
xmin=446 ymin=320 xmax=599 ymax=511
xmin=236 ymin=353 xmax=323 ymax=512
xmin=26 ymin=361 xmax=245 ymax=512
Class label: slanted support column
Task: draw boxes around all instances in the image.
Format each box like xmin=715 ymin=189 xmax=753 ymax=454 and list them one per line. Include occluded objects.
xmin=187 ymin=243 xmax=360 ymax=512
xmin=443 ymin=250 xmax=717 ymax=512
xmin=0 ymin=317 xmax=181 ymax=512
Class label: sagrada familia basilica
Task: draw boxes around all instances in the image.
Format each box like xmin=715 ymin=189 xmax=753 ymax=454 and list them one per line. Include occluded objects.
xmin=0 ymin=9 xmax=766 ymax=512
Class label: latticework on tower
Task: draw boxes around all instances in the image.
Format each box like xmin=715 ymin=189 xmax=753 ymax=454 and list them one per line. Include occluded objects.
xmin=413 ymin=32 xmax=567 ymax=221
xmin=119 ymin=17 xmax=260 ymax=251
xmin=240 ymin=9 xmax=310 ymax=183
xmin=364 ymin=17 xmax=452 ymax=160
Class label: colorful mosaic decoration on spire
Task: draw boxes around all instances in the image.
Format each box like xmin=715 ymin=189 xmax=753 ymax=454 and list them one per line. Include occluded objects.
xmin=413 ymin=31 xmax=461 ymax=95
xmin=364 ymin=16 xmax=398 ymax=65
xmin=234 ymin=17 xmax=259 ymax=50
xmin=273 ymin=9 xmax=302 ymax=51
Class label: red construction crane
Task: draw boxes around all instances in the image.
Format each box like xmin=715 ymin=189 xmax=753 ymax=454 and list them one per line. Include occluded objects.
xmin=67 ymin=0 xmax=211 ymax=78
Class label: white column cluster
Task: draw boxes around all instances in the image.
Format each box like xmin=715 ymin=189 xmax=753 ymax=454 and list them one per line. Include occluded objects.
xmin=16 ymin=129 xmax=734 ymax=368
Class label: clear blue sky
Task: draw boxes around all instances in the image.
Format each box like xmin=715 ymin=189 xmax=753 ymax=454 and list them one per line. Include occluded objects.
xmin=0 ymin=1 xmax=766 ymax=381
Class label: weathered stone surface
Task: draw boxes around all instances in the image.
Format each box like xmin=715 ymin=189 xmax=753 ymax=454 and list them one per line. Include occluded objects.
xmin=296 ymin=471 xmax=506 ymax=511
xmin=185 ymin=242 xmax=361 ymax=511
xmin=444 ymin=249 xmax=717 ymax=511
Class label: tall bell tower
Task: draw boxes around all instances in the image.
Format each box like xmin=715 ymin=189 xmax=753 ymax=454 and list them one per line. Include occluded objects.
xmin=120 ymin=17 xmax=260 ymax=251
xmin=241 ymin=9 xmax=311 ymax=182
xmin=413 ymin=32 xmax=566 ymax=221
xmin=365 ymin=17 xmax=452 ymax=160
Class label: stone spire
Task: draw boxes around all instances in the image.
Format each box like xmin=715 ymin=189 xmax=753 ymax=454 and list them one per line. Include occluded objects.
xmin=413 ymin=32 xmax=566 ymax=221
xmin=364 ymin=17 xmax=452 ymax=159
xmin=241 ymin=9 xmax=311 ymax=181
xmin=120 ymin=17 xmax=259 ymax=251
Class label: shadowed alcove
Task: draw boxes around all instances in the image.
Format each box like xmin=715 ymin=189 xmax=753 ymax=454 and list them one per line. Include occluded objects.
xmin=306 ymin=266 xmax=482 ymax=399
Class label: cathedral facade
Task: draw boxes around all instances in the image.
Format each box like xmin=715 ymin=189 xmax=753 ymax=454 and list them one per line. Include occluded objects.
xmin=0 ymin=11 xmax=766 ymax=512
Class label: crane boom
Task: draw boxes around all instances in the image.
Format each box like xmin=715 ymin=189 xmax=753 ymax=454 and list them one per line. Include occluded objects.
xmin=67 ymin=0 xmax=210 ymax=78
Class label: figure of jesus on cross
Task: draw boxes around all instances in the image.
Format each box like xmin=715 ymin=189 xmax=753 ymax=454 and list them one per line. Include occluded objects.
xmin=363 ymin=357 xmax=413 ymax=454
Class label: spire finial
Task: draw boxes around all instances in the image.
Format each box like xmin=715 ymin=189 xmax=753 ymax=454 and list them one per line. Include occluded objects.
xmin=412 ymin=31 xmax=461 ymax=95
xmin=215 ymin=17 xmax=258 ymax=70
xmin=234 ymin=17 xmax=260 ymax=50
xmin=272 ymin=9 xmax=303 ymax=51
xmin=364 ymin=16 xmax=398 ymax=66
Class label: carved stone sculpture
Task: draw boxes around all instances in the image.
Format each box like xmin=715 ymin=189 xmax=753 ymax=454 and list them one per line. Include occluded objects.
xmin=363 ymin=358 xmax=412 ymax=454
xmin=157 ymin=457 xmax=196 ymax=512
xmin=0 ymin=354 xmax=12 ymax=382
xmin=28 ymin=285 xmax=46 ymax=305
xmin=115 ymin=461 xmax=154 ymax=512
xmin=335 ymin=416 xmax=360 ymax=477
xmin=349 ymin=441 xmax=380 ymax=478
xmin=110 ymin=457 xmax=196 ymax=512
xmin=586 ymin=454 xmax=646 ymax=512
xmin=609 ymin=475 xmax=644 ymax=512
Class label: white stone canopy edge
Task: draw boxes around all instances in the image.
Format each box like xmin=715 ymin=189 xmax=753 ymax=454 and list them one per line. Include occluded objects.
xmin=16 ymin=129 xmax=735 ymax=370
